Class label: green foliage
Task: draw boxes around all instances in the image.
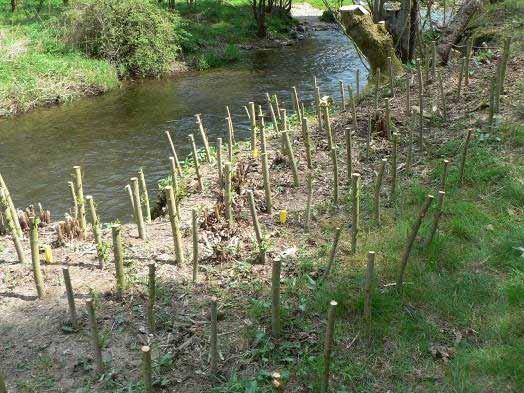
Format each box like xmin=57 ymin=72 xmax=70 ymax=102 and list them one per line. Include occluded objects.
xmin=61 ymin=0 xmax=181 ymax=78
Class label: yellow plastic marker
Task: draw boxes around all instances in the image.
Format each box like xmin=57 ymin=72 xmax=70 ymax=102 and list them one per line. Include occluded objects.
xmin=279 ymin=210 xmax=288 ymax=224
xmin=44 ymin=245 xmax=53 ymax=264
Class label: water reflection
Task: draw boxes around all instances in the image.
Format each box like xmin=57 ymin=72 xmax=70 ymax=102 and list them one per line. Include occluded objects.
xmin=0 ymin=30 xmax=368 ymax=221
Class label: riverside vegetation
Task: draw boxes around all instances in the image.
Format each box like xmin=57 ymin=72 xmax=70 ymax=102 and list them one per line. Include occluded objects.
xmin=0 ymin=0 xmax=298 ymax=117
xmin=1 ymin=0 xmax=524 ymax=392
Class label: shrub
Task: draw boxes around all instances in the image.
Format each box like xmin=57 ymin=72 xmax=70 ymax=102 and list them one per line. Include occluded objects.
xmin=61 ymin=0 xmax=181 ymax=78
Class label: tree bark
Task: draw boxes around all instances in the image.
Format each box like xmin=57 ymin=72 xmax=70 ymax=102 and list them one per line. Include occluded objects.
xmin=437 ymin=0 xmax=484 ymax=63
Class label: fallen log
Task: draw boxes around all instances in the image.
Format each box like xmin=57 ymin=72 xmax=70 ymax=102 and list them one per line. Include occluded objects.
xmin=437 ymin=0 xmax=485 ymax=63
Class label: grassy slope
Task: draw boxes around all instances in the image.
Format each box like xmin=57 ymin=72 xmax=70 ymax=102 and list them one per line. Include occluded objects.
xmin=0 ymin=1 xmax=119 ymax=117
xmin=0 ymin=0 xmax=297 ymax=116
xmin=212 ymin=2 xmax=524 ymax=392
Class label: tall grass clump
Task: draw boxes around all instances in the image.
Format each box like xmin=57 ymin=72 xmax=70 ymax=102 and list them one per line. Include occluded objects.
xmin=61 ymin=0 xmax=182 ymax=78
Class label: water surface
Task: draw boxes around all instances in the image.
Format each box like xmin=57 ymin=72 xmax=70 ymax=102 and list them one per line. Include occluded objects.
xmin=0 ymin=30 xmax=368 ymax=221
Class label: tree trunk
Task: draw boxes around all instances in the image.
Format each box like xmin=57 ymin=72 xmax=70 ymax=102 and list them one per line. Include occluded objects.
xmin=437 ymin=0 xmax=484 ymax=63
xmin=252 ymin=0 xmax=267 ymax=38
xmin=340 ymin=9 xmax=403 ymax=75
xmin=11 ymin=0 xmax=17 ymax=12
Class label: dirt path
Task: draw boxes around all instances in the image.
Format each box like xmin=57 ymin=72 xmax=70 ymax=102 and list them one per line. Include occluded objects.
xmin=291 ymin=2 xmax=324 ymax=23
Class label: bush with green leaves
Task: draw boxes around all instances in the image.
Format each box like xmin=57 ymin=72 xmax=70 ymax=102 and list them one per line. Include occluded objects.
xmin=62 ymin=0 xmax=182 ymax=78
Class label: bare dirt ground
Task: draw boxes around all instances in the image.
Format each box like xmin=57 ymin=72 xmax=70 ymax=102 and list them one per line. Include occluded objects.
xmin=1 ymin=48 xmax=523 ymax=391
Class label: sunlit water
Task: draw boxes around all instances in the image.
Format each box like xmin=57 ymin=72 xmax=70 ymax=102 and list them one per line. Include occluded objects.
xmin=0 ymin=30 xmax=368 ymax=222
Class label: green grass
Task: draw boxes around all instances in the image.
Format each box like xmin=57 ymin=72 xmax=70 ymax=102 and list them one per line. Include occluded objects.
xmin=0 ymin=2 xmax=119 ymax=116
xmin=212 ymin=122 xmax=524 ymax=391
xmin=176 ymin=0 xmax=297 ymax=70
xmin=0 ymin=0 xmax=299 ymax=114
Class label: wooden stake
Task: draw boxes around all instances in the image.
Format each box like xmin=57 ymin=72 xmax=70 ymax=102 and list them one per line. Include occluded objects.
xmin=261 ymin=146 xmax=273 ymax=215
xmin=431 ymin=41 xmax=437 ymax=80
xmin=224 ymin=162 xmax=233 ymax=226
xmin=339 ymin=80 xmax=346 ymax=110
xmin=499 ymin=37 xmax=512 ymax=95
xmin=73 ymin=166 xmax=86 ymax=236
xmin=165 ymin=131 xmax=183 ymax=176
xmin=348 ymin=84 xmax=357 ymax=131
xmin=320 ymin=103 xmax=334 ymax=150
xmin=488 ymin=76 xmax=497 ymax=128
xmin=62 ymin=266 xmax=78 ymax=329
xmin=302 ymin=117 xmax=313 ymax=170
xmin=0 ymin=188 xmax=26 ymax=264
xmin=226 ymin=105 xmax=236 ymax=143
xmin=315 ymin=86 xmax=323 ymax=131
xmin=192 ymin=209 xmax=198 ymax=283
xmin=324 ymin=228 xmax=342 ymax=280
xmin=131 ymin=177 xmax=147 ymax=240
xmin=0 ymin=370 xmax=7 ymax=393
xmin=273 ymin=94 xmax=281 ymax=120
xmin=351 ymin=173 xmax=361 ymax=254
xmin=366 ymin=113 xmax=372 ymax=159
xmin=292 ymin=86 xmax=303 ymax=124
xmin=459 ymin=129 xmax=473 ymax=186
xmin=331 ymin=147 xmax=339 ymax=206
xmin=111 ymin=224 xmax=125 ymax=297
xmin=86 ymin=299 xmax=103 ymax=373
xmin=271 ymin=257 xmax=281 ymax=338
xmin=438 ymin=73 xmax=448 ymax=119
xmin=217 ymin=138 xmax=223 ymax=185
xmin=457 ymin=57 xmax=465 ymax=97
xmin=68 ymin=181 xmax=78 ymax=219
xmin=266 ymin=92 xmax=279 ymax=133
xmin=320 ymin=300 xmax=337 ymax=393
xmin=282 ymin=131 xmax=300 ymax=187
xmin=195 ymin=114 xmax=212 ymax=162
xmin=391 ymin=132 xmax=398 ymax=201
xmin=305 ymin=171 xmax=313 ymax=232
xmin=168 ymin=157 xmax=180 ymax=218
xmin=209 ymin=297 xmax=219 ymax=373
xmin=138 ymin=169 xmax=151 ymax=223
xmin=141 ymin=346 xmax=152 ymax=393
xmin=188 ymin=134 xmax=204 ymax=192
xmin=405 ymin=73 xmax=411 ymax=117
xmin=464 ymin=39 xmax=472 ymax=86
xmin=249 ymin=102 xmax=257 ymax=157
xmin=397 ymin=195 xmax=434 ymax=291
xmin=125 ymin=184 xmax=135 ymax=215
xmin=29 ymin=217 xmax=44 ymax=298
xmin=164 ymin=186 xmax=185 ymax=264
xmin=0 ymin=173 xmax=22 ymax=238
xmin=356 ymin=69 xmax=360 ymax=100
xmin=385 ymin=98 xmax=391 ymax=139
xmin=248 ymin=190 xmax=265 ymax=264
xmin=424 ymin=191 xmax=446 ymax=247
xmin=344 ymin=127 xmax=353 ymax=180
xmin=86 ymin=196 xmax=103 ymax=269
xmin=146 ymin=263 xmax=156 ymax=332
xmin=373 ymin=159 xmax=387 ymax=225
xmin=388 ymin=56 xmax=394 ymax=97
xmin=364 ymin=251 xmax=375 ymax=343
xmin=417 ymin=59 xmax=424 ymax=148
xmin=439 ymin=159 xmax=450 ymax=191
xmin=374 ymin=68 xmax=381 ymax=114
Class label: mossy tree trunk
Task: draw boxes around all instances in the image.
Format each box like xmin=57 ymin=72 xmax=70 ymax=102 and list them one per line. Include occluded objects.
xmin=340 ymin=10 xmax=403 ymax=76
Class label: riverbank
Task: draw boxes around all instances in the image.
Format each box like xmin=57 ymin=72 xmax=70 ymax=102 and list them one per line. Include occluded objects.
xmin=0 ymin=0 xmax=311 ymax=118
xmin=1 ymin=11 xmax=523 ymax=390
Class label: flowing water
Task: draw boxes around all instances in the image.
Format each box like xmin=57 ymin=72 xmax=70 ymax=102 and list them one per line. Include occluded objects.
xmin=0 ymin=29 xmax=368 ymax=222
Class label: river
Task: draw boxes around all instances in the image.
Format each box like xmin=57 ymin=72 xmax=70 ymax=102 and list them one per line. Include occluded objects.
xmin=0 ymin=29 xmax=368 ymax=222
